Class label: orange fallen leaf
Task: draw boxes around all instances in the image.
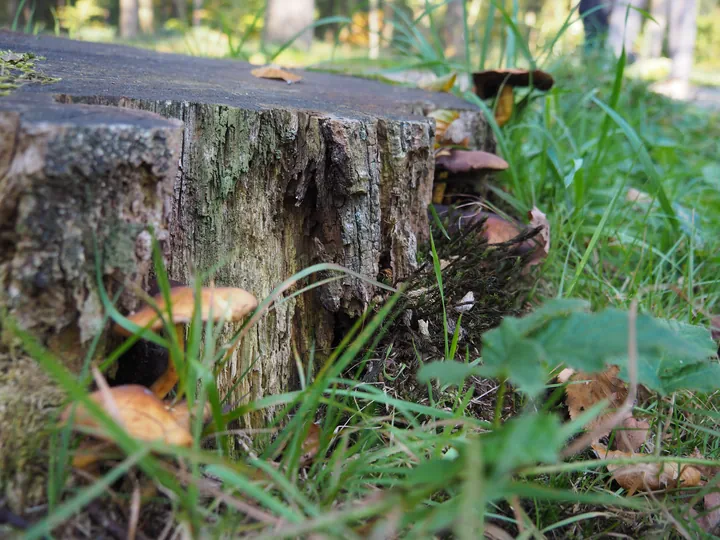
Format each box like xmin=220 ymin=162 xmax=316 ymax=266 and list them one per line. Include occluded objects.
xmin=441 ymin=115 xmax=472 ymax=148
xmin=482 ymin=214 xmax=523 ymax=245
xmin=432 ymin=182 xmax=447 ymax=204
xmin=494 ymin=85 xmax=514 ymax=127
xmin=592 ymin=443 xmax=701 ymax=494
xmin=251 ymin=66 xmax=302 ymax=84
xmin=565 ymin=366 xmax=628 ymax=436
xmin=428 ymin=109 xmax=460 ymax=147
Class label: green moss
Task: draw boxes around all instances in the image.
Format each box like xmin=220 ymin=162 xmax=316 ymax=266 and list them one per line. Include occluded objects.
xmin=0 ymin=50 xmax=61 ymax=97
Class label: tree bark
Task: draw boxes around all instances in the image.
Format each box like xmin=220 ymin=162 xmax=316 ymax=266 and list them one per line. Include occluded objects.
xmin=0 ymin=31 xmax=495 ymax=511
xmin=264 ymin=0 xmax=315 ymax=50
xmin=174 ymin=0 xmax=187 ymax=25
xmin=138 ymin=0 xmax=154 ymax=34
xmin=0 ymin=94 xmax=183 ymax=511
xmin=668 ymin=0 xmax=697 ymax=81
xmin=119 ymin=0 xmax=139 ymax=38
xmin=192 ymin=0 xmax=202 ymax=27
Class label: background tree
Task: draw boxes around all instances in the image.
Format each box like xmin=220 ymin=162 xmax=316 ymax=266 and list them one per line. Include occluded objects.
xmin=264 ymin=0 xmax=316 ymax=49
xmin=119 ymin=0 xmax=139 ymax=37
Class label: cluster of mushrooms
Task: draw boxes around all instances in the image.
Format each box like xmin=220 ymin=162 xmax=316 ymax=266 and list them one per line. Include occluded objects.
xmin=61 ymin=286 xmax=258 ymax=467
xmin=429 ymin=68 xmax=553 ymax=246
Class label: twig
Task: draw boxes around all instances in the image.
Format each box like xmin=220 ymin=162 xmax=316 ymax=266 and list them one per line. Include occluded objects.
xmin=561 ymin=300 xmax=639 ymax=458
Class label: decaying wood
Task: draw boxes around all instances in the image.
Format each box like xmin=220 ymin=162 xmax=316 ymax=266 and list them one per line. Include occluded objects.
xmin=0 ymin=30 xmax=494 ymax=510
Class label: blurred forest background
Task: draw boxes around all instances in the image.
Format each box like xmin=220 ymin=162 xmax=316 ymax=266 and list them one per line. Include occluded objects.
xmin=3 ymin=0 xmax=720 ymax=85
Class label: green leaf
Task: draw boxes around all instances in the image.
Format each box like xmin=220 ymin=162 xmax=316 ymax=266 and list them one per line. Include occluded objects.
xmin=482 ymin=413 xmax=568 ymax=477
xmin=479 ymin=300 xmax=717 ymax=397
xmin=416 ymin=359 xmax=480 ymax=387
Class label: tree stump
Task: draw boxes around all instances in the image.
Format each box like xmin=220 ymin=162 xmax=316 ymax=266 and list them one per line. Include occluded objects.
xmin=0 ymin=31 xmax=494 ymax=509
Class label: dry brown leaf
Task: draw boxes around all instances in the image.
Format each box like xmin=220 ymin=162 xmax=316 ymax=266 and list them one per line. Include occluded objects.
xmin=565 ymin=366 xmax=628 ymax=436
xmin=494 ymin=85 xmax=514 ymax=127
xmin=527 ymin=206 xmax=550 ymax=266
xmin=251 ymin=66 xmax=302 ymax=84
xmin=711 ymin=316 xmax=720 ymax=342
xmin=689 ymin=448 xmax=720 ymax=479
xmin=615 ymin=416 xmax=650 ymax=453
xmin=556 ymin=368 xmax=575 ymax=384
xmin=592 ymin=443 xmax=701 ymax=494
xmin=698 ymin=490 xmax=720 ymax=533
xmin=435 ymin=149 xmax=509 ymax=174
xmin=300 ymin=422 xmax=322 ymax=465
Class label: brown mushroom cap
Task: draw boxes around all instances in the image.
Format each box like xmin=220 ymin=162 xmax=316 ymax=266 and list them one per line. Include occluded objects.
xmin=472 ymin=69 xmax=554 ymax=99
xmin=115 ymin=287 xmax=258 ymax=336
xmin=435 ymin=149 xmax=509 ymax=174
xmin=61 ymin=384 xmax=193 ymax=447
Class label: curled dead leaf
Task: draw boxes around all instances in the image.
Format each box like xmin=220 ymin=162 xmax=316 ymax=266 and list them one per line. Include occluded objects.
xmin=428 ymin=109 xmax=460 ymax=147
xmin=494 ymin=85 xmax=514 ymax=127
xmin=419 ymin=72 xmax=457 ymax=93
xmin=697 ymin=490 xmax=720 ymax=533
xmin=592 ymin=443 xmax=701 ymax=494
xmin=442 ymin=116 xmax=472 ymax=148
xmin=432 ymin=182 xmax=447 ymax=204
xmin=527 ymin=206 xmax=550 ymax=266
xmin=616 ymin=416 xmax=650 ymax=453
xmin=251 ymin=66 xmax=302 ymax=84
xmin=565 ymin=367 xmax=628 ymax=437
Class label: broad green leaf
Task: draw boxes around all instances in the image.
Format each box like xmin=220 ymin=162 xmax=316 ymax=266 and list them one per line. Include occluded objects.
xmin=482 ymin=413 xmax=567 ymax=478
xmin=479 ymin=300 xmax=717 ymax=397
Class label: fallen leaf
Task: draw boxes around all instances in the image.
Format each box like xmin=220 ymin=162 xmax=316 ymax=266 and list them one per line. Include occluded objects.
xmin=615 ymin=416 xmax=650 ymax=453
xmin=442 ymin=115 xmax=472 ymax=148
xmin=711 ymin=316 xmax=720 ymax=342
xmin=454 ymin=291 xmax=475 ymax=313
xmin=428 ymin=109 xmax=460 ymax=146
xmin=592 ymin=443 xmax=701 ymax=494
xmin=1 ymin=52 xmax=24 ymax=63
xmin=565 ymin=366 xmax=628 ymax=436
xmin=432 ymin=182 xmax=447 ymax=204
xmin=697 ymin=490 xmax=720 ymax=533
xmin=435 ymin=149 xmax=509 ymax=174
xmin=627 ymin=187 xmax=653 ymax=204
xmin=494 ymin=85 xmax=514 ymax=127
xmin=419 ymin=72 xmax=457 ymax=93
xmin=251 ymin=66 xmax=302 ymax=84
xmin=690 ymin=448 xmax=720 ymax=479
xmin=527 ymin=206 xmax=550 ymax=265
xmin=556 ymin=368 xmax=575 ymax=384
xmin=300 ymin=422 xmax=322 ymax=465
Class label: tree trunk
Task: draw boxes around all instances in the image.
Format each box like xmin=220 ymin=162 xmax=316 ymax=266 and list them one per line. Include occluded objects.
xmin=667 ymin=0 xmax=697 ymax=81
xmin=192 ymin=0 xmax=202 ymax=26
xmin=443 ymin=0 xmax=465 ymax=59
xmin=119 ymin=0 xmax=139 ymax=38
xmin=174 ymin=0 xmax=187 ymax=25
xmin=138 ymin=0 xmax=154 ymax=34
xmin=0 ymin=31 xmax=495 ymax=512
xmin=646 ymin=0 xmax=668 ymax=58
xmin=264 ymin=0 xmax=315 ymax=50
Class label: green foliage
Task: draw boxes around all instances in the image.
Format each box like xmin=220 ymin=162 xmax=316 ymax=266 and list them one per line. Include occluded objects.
xmin=420 ymin=299 xmax=718 ymax=397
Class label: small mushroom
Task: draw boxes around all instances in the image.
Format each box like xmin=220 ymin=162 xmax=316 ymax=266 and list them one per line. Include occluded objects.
xmin=472 ymin=68 xmax=554 ymax=126
xmin=115 ymin=287 xmax=258 ymax=399
xmin=435 ymin=149 xmax=509 ymax=175
xmin=62 ymin=385 xmax=194 ymax=447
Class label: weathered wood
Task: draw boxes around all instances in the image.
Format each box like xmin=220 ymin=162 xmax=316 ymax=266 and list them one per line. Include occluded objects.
xmin=0 ymin=94 xmax=183 ymax=509
xmin=0 ymin=31 xmax=494 ymax=509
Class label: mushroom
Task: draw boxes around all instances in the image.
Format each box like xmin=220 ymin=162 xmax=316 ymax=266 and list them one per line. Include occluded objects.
xmin=472 ymin=68 xmax=554 ymax=126
xmin=62 ymin=385 xmax=194 ymax=447
xmin=114 ymin=286 xmax=258 ymax=399
xmin=434 ymin=149 xmax=509 ymax=204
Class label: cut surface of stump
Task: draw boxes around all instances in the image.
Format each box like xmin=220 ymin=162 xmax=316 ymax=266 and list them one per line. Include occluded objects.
xmin=0 ymin=31 xmax=494 ymax=509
